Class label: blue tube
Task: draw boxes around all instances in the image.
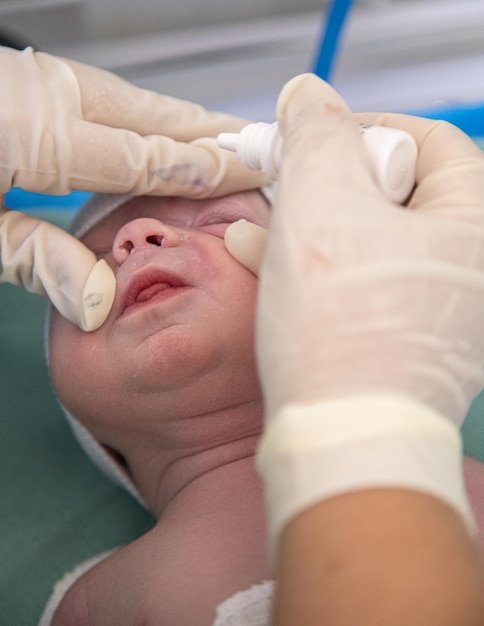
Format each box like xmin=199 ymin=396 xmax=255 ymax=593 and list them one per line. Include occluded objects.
xmin=405 ymin=101 xmax=484 ymax=139
xmin=312 ymin=0 xmax=356 ymax=83
xmin=4 ymin=188 xmax=92 ymax=212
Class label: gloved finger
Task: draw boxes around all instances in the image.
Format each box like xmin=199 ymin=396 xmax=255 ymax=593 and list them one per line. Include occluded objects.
xmin=276 ymin=74 xmax=387 ymax=216
xmin=355 ymin=111 xmax=484 ymax=178
xmin=0 ymin=209 xmax=115 ymax=331
xmin=45 ymin=255 xmax=115 ymax=332
xmin=257 ymin=74 xmax=395 ymax=415
xmin=62 ymin=57 xmax=249 ymax=140
xmin=35 ymin=220 xmax=116 ymax=331
xmin=224 ymin=220 xmax=268 ymax=275
xmin=2 ymin=47 xmax=267 ymax=198
xmin=18 ymin=120 xmax=269 ymax=198
xmin=273 ymin=74 xmax=389 ymax=250
xmin=356 ymin=111 xmax=484 ymax=222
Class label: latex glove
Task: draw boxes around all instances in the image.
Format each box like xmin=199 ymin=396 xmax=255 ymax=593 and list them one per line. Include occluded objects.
xmin=0 ymin=45 xmax=267 ymax=197
xmin=224 ymin=220 xmax=268 ymax=275
xmin=255 ymin=74 xmax=484 ymax=553
xmin=0 ymin=45 xmax=267 ymax=330
xmin=0 ymin=204 xmax=114 ymax=331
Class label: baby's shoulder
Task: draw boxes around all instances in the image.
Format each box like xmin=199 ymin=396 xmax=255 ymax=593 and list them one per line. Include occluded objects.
xmin=43 ymin=515 xmax=272 ymax=626
xmin=40 ymin=550 xmax=115 ymax=626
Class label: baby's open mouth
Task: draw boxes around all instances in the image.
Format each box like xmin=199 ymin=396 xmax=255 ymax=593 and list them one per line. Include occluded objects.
xmin=120 ymin=269 xmax=191 ymax=315
xmin=136 ymin=282 xmax=172 ymax=303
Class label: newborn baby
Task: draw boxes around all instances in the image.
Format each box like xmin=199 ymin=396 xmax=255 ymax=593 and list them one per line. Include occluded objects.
xmin=45 ymin=190 xmax=273 ymax=626
xmin=42 ymin=188 xmax=484 ymax=626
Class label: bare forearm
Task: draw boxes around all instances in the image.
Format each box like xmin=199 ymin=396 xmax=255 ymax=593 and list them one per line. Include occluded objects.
xmin=273 ymin=489 xmax=484 ymax=626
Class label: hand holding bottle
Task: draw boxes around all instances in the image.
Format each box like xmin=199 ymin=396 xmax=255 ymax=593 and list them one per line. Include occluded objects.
xmin=218 ymin=116 xmax=418 ymax=204
xmin=242 ymin=73 xmax=484 ymax=553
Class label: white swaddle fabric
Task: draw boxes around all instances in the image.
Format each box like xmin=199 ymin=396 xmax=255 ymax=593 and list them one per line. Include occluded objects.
xmin=213 ymin=580 xmax=275 ymax=626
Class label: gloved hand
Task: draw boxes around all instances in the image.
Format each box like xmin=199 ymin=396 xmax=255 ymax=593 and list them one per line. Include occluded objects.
xmin=254 ymin=73 xmax=484 ymax=554
xmin=0 ymin=45 xmax=267 ymax=330
xmin=0 ymin=45 xmax=267 ymax=197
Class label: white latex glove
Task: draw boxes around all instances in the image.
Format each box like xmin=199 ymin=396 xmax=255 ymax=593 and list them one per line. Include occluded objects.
xmin=255 ymin=74 xmax=484 ymax=554
xmin=0 ymin=45 xmax=267 ymax=197
xmin=224 ymin=220 xmax=268 ymax=275
xmin=0 ymin=204 xmax=114 ymax=331
xmin=0 ymin=45 xmax=267 ymax=330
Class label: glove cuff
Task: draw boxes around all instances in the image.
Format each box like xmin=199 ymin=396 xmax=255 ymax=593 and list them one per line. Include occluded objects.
xmin=257 ymin=393 xmax=475 ymax=562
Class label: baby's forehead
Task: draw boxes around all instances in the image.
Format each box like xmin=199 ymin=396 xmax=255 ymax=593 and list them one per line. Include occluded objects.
xmin=94 ymin=196 xmax=195 ymax=229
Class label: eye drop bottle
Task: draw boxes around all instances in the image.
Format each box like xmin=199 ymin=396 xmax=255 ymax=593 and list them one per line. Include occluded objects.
xmin=217 ymin=121 xmax=418 ymax=204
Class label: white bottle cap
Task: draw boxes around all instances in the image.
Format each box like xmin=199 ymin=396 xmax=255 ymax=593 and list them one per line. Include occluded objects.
xmin=360 ymin=125 xmax=418 ymax=204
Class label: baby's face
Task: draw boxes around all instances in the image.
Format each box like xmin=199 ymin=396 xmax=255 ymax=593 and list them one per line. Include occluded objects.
xmin=49 ymin=191 xmax=270 ymax=446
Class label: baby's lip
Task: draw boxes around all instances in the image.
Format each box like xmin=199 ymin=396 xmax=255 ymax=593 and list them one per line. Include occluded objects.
xmin=120 ymin=268 xmax=190 ymax=316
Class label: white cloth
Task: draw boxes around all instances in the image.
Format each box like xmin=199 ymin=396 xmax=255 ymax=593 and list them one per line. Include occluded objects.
xmin=213 ymin=580 xmax=274 ymax=626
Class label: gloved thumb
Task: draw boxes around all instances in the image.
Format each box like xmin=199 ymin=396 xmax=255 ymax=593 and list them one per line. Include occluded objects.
xmin=275 ymin=74 xmax=386 ymax=221
xmin=0 ymin=208 xmax=116 ymax=331
xmin=224 ymin=220 xmax=268 ymax=275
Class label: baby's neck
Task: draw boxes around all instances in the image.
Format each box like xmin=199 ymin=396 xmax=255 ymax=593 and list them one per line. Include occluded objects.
xmin=160 ymin=446 xmax=268 ymax=538
xmin=117 ymin=400 xmax=272 ymax=619
xmin=54 ymin=450 xmax=272 ymax=626
xmin=125 ymin=397 xmax=265 ymax=516
xmin=155 ymin=432 xmax=261 ymax=515
xmin=152 ymin=451 xmax=272 ymax=623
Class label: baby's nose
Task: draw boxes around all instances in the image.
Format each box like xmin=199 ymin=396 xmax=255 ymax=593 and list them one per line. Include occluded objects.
xmin=112 ymin=218 xmax=180 ymax=263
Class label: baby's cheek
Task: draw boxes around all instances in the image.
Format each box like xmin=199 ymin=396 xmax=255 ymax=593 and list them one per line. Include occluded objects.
xmin=49 ymin=316 xmax=80 ymax=393
xmin=49 ymin=312 xmax=103 ymax=405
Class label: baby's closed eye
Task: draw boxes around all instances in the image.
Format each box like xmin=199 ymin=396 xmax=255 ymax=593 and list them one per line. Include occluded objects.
xmin=194 ymin=206 xmax=253 ymax=238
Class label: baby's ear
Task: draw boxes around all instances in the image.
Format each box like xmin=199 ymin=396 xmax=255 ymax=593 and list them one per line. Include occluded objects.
xmin=224 ymin=220 xmax=268 ymax=276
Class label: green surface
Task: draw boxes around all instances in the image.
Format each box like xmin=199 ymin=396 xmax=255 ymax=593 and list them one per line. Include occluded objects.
xmin=0 ymin=211 xmax=154 ymax=626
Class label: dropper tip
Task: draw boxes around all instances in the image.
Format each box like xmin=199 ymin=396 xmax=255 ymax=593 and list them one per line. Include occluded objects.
xmin=217 ymin=132 xmax=239 ymax=152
